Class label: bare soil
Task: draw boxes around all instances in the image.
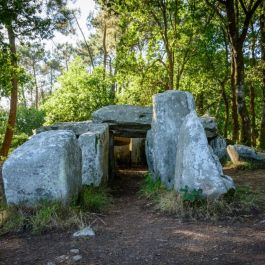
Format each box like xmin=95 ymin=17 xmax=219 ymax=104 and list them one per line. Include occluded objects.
xmin=0 ymin=168 xmax=265 ymax=265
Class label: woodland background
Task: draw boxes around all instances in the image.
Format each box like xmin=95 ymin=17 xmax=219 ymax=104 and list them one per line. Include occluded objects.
xmin=0 ymin=0 xmax=264 ymax=158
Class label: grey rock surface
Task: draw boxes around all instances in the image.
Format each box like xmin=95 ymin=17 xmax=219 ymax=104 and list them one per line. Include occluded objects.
xmin=70 ymin=249 xmax=80 ymax=255
xmin=145 ymin=130 xmax=155 ymax=177
xmin=200 ymin=115 xmax=218 ymax=139
xmin=227 ymin=144 xmax=265 ymax=168
xmin=36 ymin=121 xmax=105 ymax=137
xmin=227 ymin=145 xmax=240 ymax=164
xmin=3 ymin=131 xmax=82 ymax=205
xmin=175 ymin=111 xmax=235 ymax=199
xmin=209 ymin=136 xmax=227 ymax=160
xmin=234 ymin=144 xmax=265 ymax=161
xmin=72 ymin=255 xmax=82 ymax=262
xmin=151 ymin=90 xmax=195 ymax=188
xmin=73 ymin=227 xmax=95 ymax=237
xmin=78 ymin=124 xmax=109 ymax=186
xmin=92 ymin=104 xmax=153 ymax=125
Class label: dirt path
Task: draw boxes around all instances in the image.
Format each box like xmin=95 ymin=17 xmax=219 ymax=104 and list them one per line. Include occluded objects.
xmin=1 ymin=169 xmax=265 ymax=265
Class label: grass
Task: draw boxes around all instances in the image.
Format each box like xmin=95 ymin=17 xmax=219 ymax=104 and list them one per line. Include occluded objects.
xmin=78 ymin=185 xmax=111 ymax=212
xmin=0 ymin=185 xmax=112 ymax=235
xmin=141 ymin=173 xmax=265 ymax=222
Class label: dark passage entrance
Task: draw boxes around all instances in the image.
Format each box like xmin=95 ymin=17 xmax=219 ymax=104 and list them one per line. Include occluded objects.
xmin=108 ymin=124 xmax=149 ymax=196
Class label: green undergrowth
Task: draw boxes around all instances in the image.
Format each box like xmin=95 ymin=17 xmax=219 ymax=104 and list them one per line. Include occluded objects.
xmin=140 ymin=173 xmax=264 ymax=222
xmin=0 ymin=185 xmax=111 ymax=235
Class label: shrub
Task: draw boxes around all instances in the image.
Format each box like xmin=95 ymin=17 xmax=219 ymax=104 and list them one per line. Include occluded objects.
xmin=16 ymin=105 xmax=45 ymax=135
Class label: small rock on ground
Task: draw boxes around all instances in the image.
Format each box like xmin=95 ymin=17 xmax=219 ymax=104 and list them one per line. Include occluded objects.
xmin=72 ymin=255 xmax=82 ymax=262
xmin=73 ymin=227 xmax=95 ymax=237
xmin=70 ymin=249 xmax=80 ymax=254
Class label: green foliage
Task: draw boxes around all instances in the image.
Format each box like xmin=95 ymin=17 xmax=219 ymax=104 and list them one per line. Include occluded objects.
xmin=140 ymin=173 xmax=165 ymax=198
xmin=78 ymin=185 xmax=111 ymax=212
xmin=42 ymin=57 xmax=114 ymax=124
xmin=0 ymin=110 xmax=8 ymax=135
xmin=10 ymin=133 xmax=29 ymax=149
xmin=16 ymin=106 xmax=45 ymax=135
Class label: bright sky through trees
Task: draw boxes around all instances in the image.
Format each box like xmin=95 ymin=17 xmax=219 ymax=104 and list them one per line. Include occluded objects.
xmin=51 ymin=0 xmax=96 ymax=46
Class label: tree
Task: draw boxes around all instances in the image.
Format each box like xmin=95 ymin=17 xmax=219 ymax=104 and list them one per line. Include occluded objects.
xmin=260 ymin=1 xmax=265 ymax=149
xmin=0 ymin=0 xmax=72 ymax=158
xmin=206 ymin=0 xmax=262 ymax=145
xmin=42 ymin=57 xmax=114 ymax=124
xmin=19 ymin=43 xmax=45 ymax=109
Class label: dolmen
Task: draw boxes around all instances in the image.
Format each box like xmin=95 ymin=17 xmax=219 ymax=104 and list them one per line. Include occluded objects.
xmin=3 ymin=90 xmax=235 ymax=205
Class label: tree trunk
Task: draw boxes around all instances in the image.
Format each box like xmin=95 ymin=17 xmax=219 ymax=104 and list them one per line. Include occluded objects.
xmin=103 ymin=22 xmax=107 ymax=79
xmin=233 ymin=46 xmax=251 ymax=145
xmin=260 ymin=2 xmax=265 ymax=149
xmin=196 ymin=92 xmax=204 ymax=116
xmin=221 ymin=84 xmax=229 ymax=138
xmin=231 ymin=53 xmax=239 ymax=142
xmin=167 ymin=51 xmax=174 ymax=90
xmin=32 ymin=62 xmax=39 ymax=109
xmin=250 ymin=85 xmax=256 ymax=146
xmin=250 ymin=23 xmax=257 ymax=147
xmin=0 ymin=25 xmax=18 ymax=159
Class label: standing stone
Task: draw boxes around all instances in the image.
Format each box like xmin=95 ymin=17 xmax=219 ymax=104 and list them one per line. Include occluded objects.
xmin=175 ymin=111 xmax=235 ymax=199
xmin=145 ymin=130 xmax=155 ymax=177
xmin=209 ymin=136 xmax=227 ymax=161
xmin=227 ymin=145 xmax=240 ymax=164
xmin=92 ymin=105 xmax=152 ymax=125
xmin=130 ymin=138 xmax=146 ymax=166
xmin=151 ymin=90 xmax=195 ymax=188
xmin=227 ymin=144 xmax=265 ymax=168
xmin=3 ymin=131 xmax=82 ymax=205
xmin=200 ymin=115 xmax=218 ymax=139
xmin=78 ymin=124 xmax=109 ymax=186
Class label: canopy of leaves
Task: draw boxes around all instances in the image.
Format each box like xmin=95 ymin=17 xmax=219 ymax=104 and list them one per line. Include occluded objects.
xmin=42 ymin=57 xmax=114 ymax=124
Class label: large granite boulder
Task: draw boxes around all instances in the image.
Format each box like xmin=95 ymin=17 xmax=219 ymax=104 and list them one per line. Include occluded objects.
xmin=145 ymin=130 xmax=155 ymax=176
xmin=36 ymin=121 xmax=104 ymax=137
xmin=175 ymin=111 xmax=235 ymax=199
xmin=200 ymin=115 xmax=218 ymax=139
xmin=78 ymin=124 xmax=109 ymax=186
xmin=92 ymin=105 xmax=152 ymax=125
xmin=227 ymin=144 xmax=265 ymax=168
xmin=209 ymin=136 xmax=228 ymax=161
xmin=92 ymin=105 xmax=152 ymax=138
xmin=151 ymin=90 xmax=195 ymax=188
xmin=3 ymin=131 xmax=82 ymax=205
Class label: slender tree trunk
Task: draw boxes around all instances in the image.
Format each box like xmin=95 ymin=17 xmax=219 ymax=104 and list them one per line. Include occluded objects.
xmin=249 ymin=23 xmax=257 ymax=146
xmin=168 ymin=51 xmax=174 ymax=89
xmin=196 ymin=92 xmax=204 ymax=116
xmin=231 ymin=53 xmax=239 ymax=142
xmin=250 ymin=85 xmax=256 ymax=146
xmin=260 ymin=2 xmax=265 ymax=149
xmin=73 ymin=12 xmax=94 ymax=68
xmin=0 ymin=25 xmax=18 ymax=158
xmin=221 ymin=83 xmax=229 ymax=138
xmin=103 ymin=22 xmax=107 ymax=79
xmin=32 ymin=63 xmax=39 ymax=109
xmin=233 ymin=45 xmax=251 ymax=145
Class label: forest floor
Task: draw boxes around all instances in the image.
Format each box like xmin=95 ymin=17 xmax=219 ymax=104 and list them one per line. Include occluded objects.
xmin=1 ymin=167 xmax=265 ymax=265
